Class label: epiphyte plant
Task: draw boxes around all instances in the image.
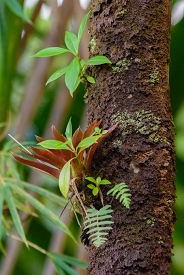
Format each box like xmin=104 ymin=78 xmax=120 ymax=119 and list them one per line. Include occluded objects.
xmin=12 ymin=119 xmax=131 ymax=247
xmin=33 ymin=12 xmax=111 ymax=96
xmin=86 ymin=176 xmax=111 ymax=196
xmin=13 ymin=119 xmax=117 ymax=200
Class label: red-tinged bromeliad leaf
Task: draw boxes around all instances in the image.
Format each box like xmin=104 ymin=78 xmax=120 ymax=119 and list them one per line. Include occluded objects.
xmin=12 ymin=121 xmax=118 ymax=192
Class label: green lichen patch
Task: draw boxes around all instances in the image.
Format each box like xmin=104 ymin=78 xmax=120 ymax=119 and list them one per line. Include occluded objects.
xmin=150 ymin=68 xmax=159 ymax=84
xmin=147 ymin=217 xmax=155 ymax=226
xmin=112 ymin=58 xmax=131 ymax=73
xmin=89 ymin=36 xmax=97 ymax=54
xmin=112 ymin=139 xmax=122 ymax=148
xmin=158 ymin=237 xmax=163 ymax=244
xmin=111 ymin=110 xmax=169 ymax=144
xmin=144 ymin=217 xmax=155 ymax=227
xmin=117 ymin=9 xmax=127 ymax=16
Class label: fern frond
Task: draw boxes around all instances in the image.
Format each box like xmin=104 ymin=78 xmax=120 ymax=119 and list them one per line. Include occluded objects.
xmin=107 ymin=183 xmax=131 ymax=208
xmin=84 ymin=205 xmax=113 ymax=247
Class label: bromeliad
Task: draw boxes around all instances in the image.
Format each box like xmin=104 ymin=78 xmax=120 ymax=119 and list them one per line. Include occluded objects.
xmin=12 ymin=120 xmax=118 ymax=210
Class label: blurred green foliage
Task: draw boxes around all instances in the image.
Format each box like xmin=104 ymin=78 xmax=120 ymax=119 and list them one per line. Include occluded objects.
xmin=0 ymin=0 xmax=184 ymax=274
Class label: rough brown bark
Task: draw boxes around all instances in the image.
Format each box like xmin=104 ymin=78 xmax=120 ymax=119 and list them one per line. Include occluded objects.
xmin=85 ymin=0 xmax=175 ymax=274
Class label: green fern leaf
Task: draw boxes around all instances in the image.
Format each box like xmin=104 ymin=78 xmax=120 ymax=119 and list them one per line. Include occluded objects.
xmin=84 ymin=205 xmax=113 ymax=247
xmin=107 ymin=183 xmax=131 ymax=208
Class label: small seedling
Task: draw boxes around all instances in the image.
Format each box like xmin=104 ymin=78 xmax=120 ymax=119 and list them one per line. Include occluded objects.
xmin=33 ymin=12 xmax=111 ymax=96
xmin=86 ymin=176 xmax=111 ymax=196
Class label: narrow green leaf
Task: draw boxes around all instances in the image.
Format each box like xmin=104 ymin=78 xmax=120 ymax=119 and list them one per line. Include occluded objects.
xmin=92 ymin=187 xmax=99 ymax=196
xmin=0 ymin=185 xmax=5 ymax=231
xmin=85 ymin=176 xmax=96 ymax=184
xmin=65 ymin=118 xmax=72 ymax=143
xmin=4 ymin=186 xmax=28 ymax=246
xmin=87 ymin=184 xmax=95 ymax=189
xmin=49 ymin=252 xmax=83 ymax=275
xmin=33 ymin=47 xmax=70 ymax=57
xmin=0 ymin=239 xmax=6 ymax=256
xmin=77 ymin=136 xmax=98 ymax=151
xmin=86 ymin=76 xmax=95 ymax=83
xmin=83 ymin=214 xmax=112 ymax=224
xmin=5 ymin=157 xmax=20 ymax=180
xmin=46 ymin=67 xmax=68 ymax=85
xmin=59 ymin=254 xmax=88 ymax=269
xmin=65 ymin=31 xmax=78 ymax=54
xmin=11 ymin=180 xmax=67 ymax=207
xmin=59 ymin=161 xmax=71 ymax=199
xmin=78 ymin=11 xmax=90 ymax=45
xmin=8 ymin=183 xmax=75 ymax=241
xmin=86 ymin=56 xmax=111 ymax=66
xmin=65 ymin=59 xmax=80 ymax=96
xmin=99 ymin=179 xmax=111 ymax=185
xmin=38 ymin=140 xmax=71 ymax=151
xmin=5 ymin=0 xmax=32 ymax=24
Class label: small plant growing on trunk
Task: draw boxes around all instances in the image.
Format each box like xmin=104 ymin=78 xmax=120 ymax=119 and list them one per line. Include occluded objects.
xmin=12 ymin=119 xmax=131 ymax=247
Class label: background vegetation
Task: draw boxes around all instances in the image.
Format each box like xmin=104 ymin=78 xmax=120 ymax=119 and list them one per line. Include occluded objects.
xmin=0 ymin=0 xmax=184 ymax=274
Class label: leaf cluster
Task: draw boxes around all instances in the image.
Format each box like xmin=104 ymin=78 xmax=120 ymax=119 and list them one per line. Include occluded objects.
xmin=0 ymin=144 xmax=75 ymax=253
xmin=12 ymin=119 xmax=118 ymax=201
xmin=83 ymin=205 xmax=114 ymax=247
xmin=86 ymin=176 xmax=111 ymax=196
xmin=107 ymin=183 xmax=131 ymax=208
xmin=11 ymin=120 xmax=132 ymax=248
xmin=33 ymin=12 xmax=111 ymax=96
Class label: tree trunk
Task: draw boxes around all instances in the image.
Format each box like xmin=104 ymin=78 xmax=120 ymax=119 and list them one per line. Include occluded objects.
xmin=86 ymin=0 xmax=175 ymax=274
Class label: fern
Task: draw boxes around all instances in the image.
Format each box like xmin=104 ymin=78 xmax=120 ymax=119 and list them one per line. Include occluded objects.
xmin=107 ymin=183 xmax=131 ymax=208
xmin=83 ymin=205 xmax=114 ymax=247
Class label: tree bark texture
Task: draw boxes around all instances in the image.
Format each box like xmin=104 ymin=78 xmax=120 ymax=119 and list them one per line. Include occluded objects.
xmin=85 ymin=0 xmax=175 ymax=274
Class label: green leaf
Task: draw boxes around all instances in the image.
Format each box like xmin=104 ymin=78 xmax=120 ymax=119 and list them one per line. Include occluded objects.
xmin=38 ymin=140 xmax=71 ymax=150
xmin=86 ymin=56 xmax=111 ymax=66
xmin=86 ymin=76 xmax=95 ymax=83
xmin=65 ymin=31 xmax=78 ymax=54
xmin=4 ymin=186 xmax=28 ymax=246
xmin=65 ymin=118 xmax=72 ymax=143
xmin=84 ymin=205 xmax=113 ymax=247
xmin=8 ymin=183 xmax=75 ymax=241
xmin=80 ymin=59 xmax=86 ymax=68
xmin=99 ymin=179 xmax=111 ymax=185
xmin=49 ymin=252 xmax=87 ymax=275
xmin=87 ymin=184 xmax=95 ymax=189
xmin=73 ymin=76 xmax=81 ymax=92
xmin=59 ymin=161 xmax=71 ymax=199
xmin=0 ymin=185 xmax=5 ymax=231
xmin=33 ymin=47 xmax=70 ymax=57
xmin=96 ymin=176 xmax=101 ymax=185
xmin=77 ymin=136 xmax=98 ymax=152
xmin=59 ymin=254 xmax=88 ymax=269
xmin=92 ymin=187 xmax=99 ymax=196
xmin=65 ymin=58 xmax=80 ymax=96
xmin=46 ymin=67 xmax=68 ymax=85
xmin=107 ymin=183 xmax=131 ymax=208
xmin=78 ymin=11 xmax=90 ymax=45
xmin=5 ymin=0 xmax=32 ymax=24
xmin=85 ymin=176 xmax=96 ymax=184
xmin=0 ymin=239 xmax=6 ymax=256
xmin=15 ymin=180 xmax=67 ymax=206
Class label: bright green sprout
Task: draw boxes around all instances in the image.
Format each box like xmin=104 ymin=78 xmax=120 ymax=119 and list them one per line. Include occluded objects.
xmin=86 ymin=176 xmax=111 ymax=196
xmin=33 ymin=12 xmax=111 ymax=96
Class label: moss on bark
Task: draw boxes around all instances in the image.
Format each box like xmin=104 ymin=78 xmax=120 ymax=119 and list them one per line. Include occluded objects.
xmin=85 ymin=0 xmax=175 ymax=274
